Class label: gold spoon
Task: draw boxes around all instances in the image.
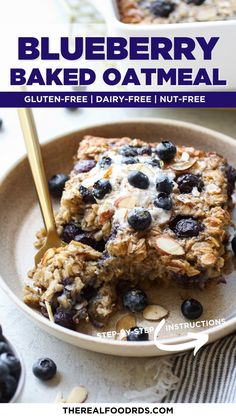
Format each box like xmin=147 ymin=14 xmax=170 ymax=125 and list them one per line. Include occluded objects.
xmin=18 ymin=108 xmax=63 ymax=266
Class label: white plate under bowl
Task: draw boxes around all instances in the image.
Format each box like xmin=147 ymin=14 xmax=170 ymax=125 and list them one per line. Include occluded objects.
xmin=0 ymin=118 xmax=236 ymax=357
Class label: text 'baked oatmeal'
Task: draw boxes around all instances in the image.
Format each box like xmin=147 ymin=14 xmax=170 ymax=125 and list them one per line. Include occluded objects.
xmin=24 ymin=135 xmax=236 ymax=333
xmin=118 ymin=0 xmax=236 ymax=24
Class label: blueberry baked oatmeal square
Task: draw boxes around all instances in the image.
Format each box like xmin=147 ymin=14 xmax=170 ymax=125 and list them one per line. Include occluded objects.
xmin=24 ymin=135 xmax=236 ymax=333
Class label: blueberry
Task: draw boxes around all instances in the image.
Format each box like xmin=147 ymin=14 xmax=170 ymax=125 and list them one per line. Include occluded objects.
xmin=147 ymin=157 xmax=162 ymax=168
xmin=181 ymin=298 xmax=203 ymax=320
xmin=137 ymin=146 xmax=152 ymax=156
xmin=0 ymin=353 xmax=21 ymax=376
xmin=128 ymin=208 xmax=152 ymax=231
xmin=99 ymin=156 xmax=112 ymax=168
xmin=123 ymin=289 xmax=148 ymax=313
xmin=172 ymin=217 xmax=204 ymax=238
xmin=154 ymin=193 xmax=172 ymax=210
xmin=48 ymin=174 xmax=69 ymax=199
xmin=119 ymin=145 xmax=138 ymax=157
xmin=79 ymin=185 xmax=96 ymax=204
xmin=0 ymin=360 xmax=10 ymax=382
xmin=128 ymin=170 xmax=150 ymax=189
xmin=54 ymin=307 xmax=75 ymax=330
xmin=32 ymin=358 xmax=57 ymax=381
xmin=74 ymin=233 xmax=105 ymax=251
xmin=127 ymin=327 xmax=149 ymax=342
xmin=121 ymin=156 xmax=139 ymax=165
xmin=92 ymin=179 xmax=112 ymax=200
xmin=74 ymin=160 xmax=96 ymax=174
xmin=186 ymin=0 xmax=206 ymax=5
xmin=150 ymin=0 xmax=175 ymax=17
xmin=156 ymin=140 xmax=177 ymax=162
xmin=2 ymin=375 xmax=17 ymax=401
xmin=61 ymin=223 xmax=81 ymax=243
xmin=226 ymin=165 xmax=236 ymax=196
xmin=231 ymin=236 xmax=236 ymax=254
xmin=0 ymin=341 xmax=10 ymax=354
xmin=156 ymin=174 xmax=173 ymax=194
xmin=176 ymin=173 xmax=203 ymax=194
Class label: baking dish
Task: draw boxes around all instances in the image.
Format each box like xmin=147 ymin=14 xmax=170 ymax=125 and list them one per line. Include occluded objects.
xmin=89 ymin=0 xmax=236 ymax=91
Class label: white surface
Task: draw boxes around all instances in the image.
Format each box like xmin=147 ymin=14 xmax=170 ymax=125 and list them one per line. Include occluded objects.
xmin=1 ymin=106 xmax=236 ymax=402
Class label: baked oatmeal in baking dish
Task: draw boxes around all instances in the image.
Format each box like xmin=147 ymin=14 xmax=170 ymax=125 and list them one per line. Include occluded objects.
xmin=118 ymin=0 xmax=236 ymax=24
xmin=24 ymin=135 xmax=236 ymax=331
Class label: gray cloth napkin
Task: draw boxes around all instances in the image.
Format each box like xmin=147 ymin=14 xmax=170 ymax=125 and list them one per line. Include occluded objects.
xmin=163 ymin=332 xmax=236 ymax=403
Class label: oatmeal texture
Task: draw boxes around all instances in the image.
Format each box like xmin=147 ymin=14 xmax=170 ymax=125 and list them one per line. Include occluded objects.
xmin=25 ymin=135 xmax=234 ymax=329
xmin=118 ymin=0 xmax=236 ymax=24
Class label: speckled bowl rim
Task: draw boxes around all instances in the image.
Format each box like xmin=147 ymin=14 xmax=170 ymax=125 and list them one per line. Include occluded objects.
xmin=0 ymin=118 xmax=236 ymax=356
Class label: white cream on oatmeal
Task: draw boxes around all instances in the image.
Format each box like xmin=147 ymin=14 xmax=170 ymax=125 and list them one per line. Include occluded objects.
xmin=80 ymin=150 xmax=176 ymax=227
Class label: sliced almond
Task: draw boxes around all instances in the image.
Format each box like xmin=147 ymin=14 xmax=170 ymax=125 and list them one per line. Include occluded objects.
xmin=143 ymin=305 xmax=168 ymax=321
xmin=170 ymin=158 xmax=197 ymax=172
xmin=116 ymin=314 xmax=136 ymax=334
xmin=103 ymin=166 xmax=112 ymax=179
xmin=45 ymin=301 xmax=54 ymax=323
xmin=150 ymin=236 xmax=185 ymax=256
xmin=54 ymin=392 xmax=66 ymax=403
xmin=66 ymin=386 xmax=88 ymax=403
xmin=115 ymin=196 xmax=137 ymax=209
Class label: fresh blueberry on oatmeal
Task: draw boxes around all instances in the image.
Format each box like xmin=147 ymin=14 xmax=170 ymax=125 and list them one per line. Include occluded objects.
xmin=128 ymin=170 xmax=150 ymax=189
xmin=156 ymin=174 xmax=173 ymax=194
xmin=92 ymin=179 xmax=112 ymax=199
xmin=155 ymin=140 xmax=177 ymax=162
xmin=150 ymin=0 xmax=175 ymax=17
xmin=128 ymin=208 xmax=152 ymax=231
xmin=176 ymin=173 xmax=204 ymax=194
xmin=154 ymin=193 xmax=172 ymax=210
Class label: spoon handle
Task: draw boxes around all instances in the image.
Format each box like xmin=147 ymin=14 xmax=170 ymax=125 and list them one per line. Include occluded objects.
xmin=18 ymin=108 xmax=56 ymax=234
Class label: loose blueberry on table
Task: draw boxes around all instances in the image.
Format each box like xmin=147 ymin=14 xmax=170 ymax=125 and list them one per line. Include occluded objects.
xmin=48 ymin=173 xmax=69 ymax=199
xmin=32 ymin=358 xmax=57 ymax=381
xmin=0 ymin=325 xmax=21 ymax=403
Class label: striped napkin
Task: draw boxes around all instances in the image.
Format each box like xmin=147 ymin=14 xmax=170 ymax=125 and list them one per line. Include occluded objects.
xmin=124 ymin=333 xmax=236 ymax=403
xmin=164 ymin=332 xmax=236 ymax=403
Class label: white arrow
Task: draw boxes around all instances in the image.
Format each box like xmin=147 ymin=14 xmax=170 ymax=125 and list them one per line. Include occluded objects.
xmin=154 ymin=319 xmax=209 ymax=356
